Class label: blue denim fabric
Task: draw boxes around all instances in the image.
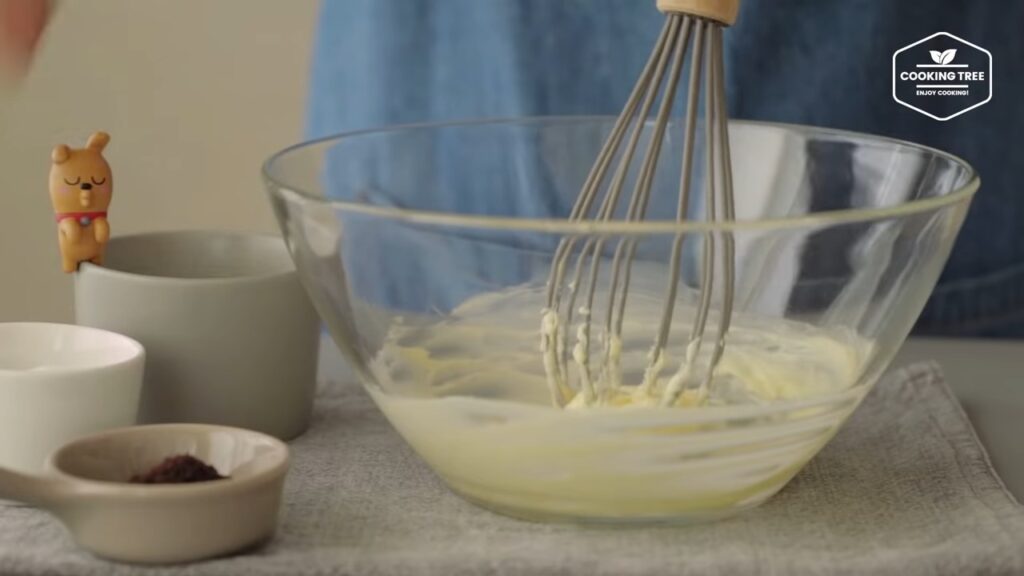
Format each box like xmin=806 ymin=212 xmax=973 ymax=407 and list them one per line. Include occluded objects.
xmin=308 ymin=0 xmax=1024 ymax=337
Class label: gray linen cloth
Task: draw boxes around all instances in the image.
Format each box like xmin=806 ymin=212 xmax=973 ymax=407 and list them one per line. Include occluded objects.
xmin=0 ymin=362 xmax=1021 ymax=576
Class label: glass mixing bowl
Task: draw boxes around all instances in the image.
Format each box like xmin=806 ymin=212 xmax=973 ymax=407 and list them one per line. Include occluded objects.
xmin=263 ymin=118 xmax=976 ymax=523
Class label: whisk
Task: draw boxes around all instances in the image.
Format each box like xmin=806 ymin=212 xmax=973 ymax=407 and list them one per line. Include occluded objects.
xmin=541 ymin=0 xmax=739 ymax=409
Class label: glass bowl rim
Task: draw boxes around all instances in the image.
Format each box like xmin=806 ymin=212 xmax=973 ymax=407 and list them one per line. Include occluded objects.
xmin=262 ymin=116 xmax=979 ymax=234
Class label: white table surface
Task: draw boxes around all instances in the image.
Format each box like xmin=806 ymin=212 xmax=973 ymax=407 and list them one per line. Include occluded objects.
xmin=319 ymin=336 xmax=1024 ymax=501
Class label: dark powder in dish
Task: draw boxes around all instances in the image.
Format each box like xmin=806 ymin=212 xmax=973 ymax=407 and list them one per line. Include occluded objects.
xmin=130 ymin=455 xmax=227 ymax=484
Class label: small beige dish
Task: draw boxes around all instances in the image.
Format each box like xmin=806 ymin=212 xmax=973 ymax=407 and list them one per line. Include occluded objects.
xmin=0 ymin=322 xmax=144 ymax=473
xmin=0 ymin=424 xmax=289 ymax=564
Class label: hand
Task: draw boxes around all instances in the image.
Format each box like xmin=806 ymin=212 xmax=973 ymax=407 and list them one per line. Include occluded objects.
xmin=59 ymin=217 xmax=80 ymax=242
xmin=93 ymin=218 xmax=109 ymax=244
xmin=1 ymin=0 xmax=51 ymax=78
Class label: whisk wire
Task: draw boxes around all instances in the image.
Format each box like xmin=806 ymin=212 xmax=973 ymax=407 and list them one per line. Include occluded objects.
xmin=542 ymin=10 xmax=736 ymax=409
xmin=544 ymin=18 xmax=674 ymax=311
xmin=661 ymin=20 xmax=721 ymax=405
xmin=641 ymin=17 xmax=707 ymax=396
xmin=540 ymin=18 xmax=677 ymax=407
xmin=606 ymin=15 xmax=694 ymax=333
xmin=699 ymin=25 xmax=738 ymax=398
xmin=572 ymin=14 xmax=695 ymax=397
xmin=559 ymin=15 xmax=684 ymax=401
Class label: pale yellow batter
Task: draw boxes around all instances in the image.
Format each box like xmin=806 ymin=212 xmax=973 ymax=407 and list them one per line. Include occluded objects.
xmin=367 ymin=286 xmax=872 ymax=520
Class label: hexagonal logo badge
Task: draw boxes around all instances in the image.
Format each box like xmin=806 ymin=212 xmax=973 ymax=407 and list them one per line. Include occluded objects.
xmin=892 ymin=32 xmax=992 ymax=121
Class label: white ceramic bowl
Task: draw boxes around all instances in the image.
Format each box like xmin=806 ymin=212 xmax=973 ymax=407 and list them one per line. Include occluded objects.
xmin=0 ymin=323 xmax=145 ymax=473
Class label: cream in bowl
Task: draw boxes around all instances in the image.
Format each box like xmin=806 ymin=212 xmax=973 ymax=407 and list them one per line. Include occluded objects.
xmin=264 ymin=118 xmax=977 ymax=522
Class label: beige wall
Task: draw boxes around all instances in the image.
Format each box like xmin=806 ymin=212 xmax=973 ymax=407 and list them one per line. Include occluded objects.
xmin=0 ymin=0 xmax=317 ymax=322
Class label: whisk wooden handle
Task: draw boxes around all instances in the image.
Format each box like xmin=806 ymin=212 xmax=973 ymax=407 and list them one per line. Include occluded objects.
xmin=656 ymin=0 xmax=740 ymax=25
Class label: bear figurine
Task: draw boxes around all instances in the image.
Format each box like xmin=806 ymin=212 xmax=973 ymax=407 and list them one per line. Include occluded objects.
xmin=49 ymin=132 xmax=113 ymax=273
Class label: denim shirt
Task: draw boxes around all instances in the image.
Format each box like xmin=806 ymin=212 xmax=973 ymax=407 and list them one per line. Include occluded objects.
xmin=308 ymin=0 xmax=1024 ymax=337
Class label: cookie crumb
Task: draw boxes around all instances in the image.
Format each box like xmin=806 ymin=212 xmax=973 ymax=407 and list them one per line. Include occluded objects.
xmin=130 ymin=455 xmax=227 ymax=484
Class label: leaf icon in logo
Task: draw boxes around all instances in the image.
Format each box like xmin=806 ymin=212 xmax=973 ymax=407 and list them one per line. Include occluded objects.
xmin=940 ymin=49 xmax=957 ymax=64
xmin=930 ymin=50 xmax=944 ymax=64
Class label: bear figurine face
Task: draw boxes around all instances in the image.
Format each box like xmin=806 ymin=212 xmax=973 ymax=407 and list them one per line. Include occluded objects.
xmin=49 ymin=132 xmax=112 ymax=217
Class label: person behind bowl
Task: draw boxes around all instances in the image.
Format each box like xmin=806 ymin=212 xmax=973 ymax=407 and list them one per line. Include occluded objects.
xmin=7 ymin=0 xmax=1021 ymax=336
